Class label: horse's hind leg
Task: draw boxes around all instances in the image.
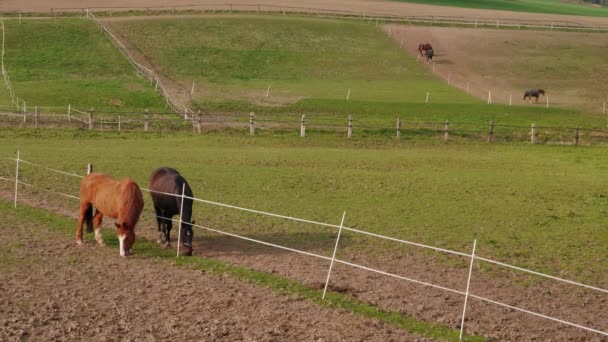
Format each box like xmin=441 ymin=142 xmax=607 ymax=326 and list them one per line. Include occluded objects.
xmin=155 ymin=209 xmax=165 ymax=244
xmin=76 ymin=202 xmax=90 ymax=245
xmin=93 ymin=210 xmax=105 ymax=246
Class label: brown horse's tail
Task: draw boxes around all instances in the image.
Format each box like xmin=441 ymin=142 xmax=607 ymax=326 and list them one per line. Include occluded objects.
xmin=84 ymin=205 xmax=94 ymax=233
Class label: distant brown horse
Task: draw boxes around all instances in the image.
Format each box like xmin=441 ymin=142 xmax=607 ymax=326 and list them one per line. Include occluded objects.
xmin=76 ymin=173 xmax=144 ymax=257
xmin=418 ymin=43 xmax=432 ymax=56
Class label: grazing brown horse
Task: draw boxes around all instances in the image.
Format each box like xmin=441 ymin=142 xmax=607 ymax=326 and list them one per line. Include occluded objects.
xmin=523 ymin=89 xmax=545 ymax=103
xmin=76 ymin=173 xmax=144 ymax=257
xmin=418 ymin=43 xmax=433 ymax=56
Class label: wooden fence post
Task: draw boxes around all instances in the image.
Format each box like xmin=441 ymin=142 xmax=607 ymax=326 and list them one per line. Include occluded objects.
xmin=396 ymin=117 xmax=402 ymax=140
xmin=487 ymin=120 xmax=494 ymax=143
xmin=67 ymin=104 xmax=71 ymax=122
xmin=144 ymin=109 xmax=149 ymax=131
xmin=249 ymin=112 xmax=255 ymax=135
xmin=87 ymin=163 xmax=93 ymax=175
xmin=34 ymin=106 xmax=39 ymax=129
xmin=198 ymin=110 xmax=202 ymax=134
xmin=118 ymin=116 xmax=121 ymax=131
xmin=300 ymin=114 xmax=306 ymax=137
xmin=347 ymin=115 xmax=353 ymax=139
xmin=88 ymin=108 xmax=94 ymax=130
xmin=575 ymin=127 xmax=580 ymax=146
xmin=530 ymin=123 xmax=536 ymax=144
xmin=443 ymin=120 xmax=449 ymax=141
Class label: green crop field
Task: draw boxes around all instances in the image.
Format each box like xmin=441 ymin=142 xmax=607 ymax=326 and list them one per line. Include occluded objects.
xmin=0 ymin=130 xmax=606 ymax=288
xmin=393 ymin=0 xmax=608 ymax=17
xmin=108 ymin=14 xmax=605 ymax=129
xmin=3 ymin=19 xmax=166 ymax=112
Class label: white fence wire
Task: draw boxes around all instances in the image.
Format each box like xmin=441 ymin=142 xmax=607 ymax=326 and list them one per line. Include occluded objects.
xmin=0 ymin=152 xmax=607 ymax=340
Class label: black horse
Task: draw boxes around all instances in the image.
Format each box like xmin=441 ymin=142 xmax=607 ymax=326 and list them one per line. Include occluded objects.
xmin=149 ymin=167 xmax=194 ymax=256
xmin=523 ymin=89 xmax=545 ymax=103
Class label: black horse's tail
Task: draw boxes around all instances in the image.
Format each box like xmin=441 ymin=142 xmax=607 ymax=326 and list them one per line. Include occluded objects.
xmin=84 ymin=205 xmax=94 ymax=233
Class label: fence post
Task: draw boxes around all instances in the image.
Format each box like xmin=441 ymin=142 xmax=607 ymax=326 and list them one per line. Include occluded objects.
xmin=34 ymin=106 xmax=39 ymax=129
xmin=459 ymin=239 xmax=477 ymax=341
xmin=575 ymin=127 xmax=580 ymax=146
xmin=300 ymin=114 xmax=306 ymax=137
xmin=546 ymin=95 xmax=549 ymax=109
xmin=14 ymin=150 xmax=19 ymax=208
xmin=530 ymin=123 xmax=536 ymax=144
xmin=87 ymin=163 xmax=93 ymax=175
xmin=118 ymin=116 xmax=121 ymax=131
xmin=396 ymin=117 xmax=402 ymax=140
xmin=67 ymin=104 xmax=71 ymax=122
xmin=249 ymin=112 xmax=255 ymax=135
xmin=487 ymin=120 xmax=494 ymax=143
xmin=198 ymin=110 xmax=202 ymax=134
xmin=509 ymin=95 xmax=512 ymax=106
xmin=144 ymin=109 xmax=149 ymax=131
xmin=176 ymin=183 xmax=186 ymax=257
xmin=322 ymin=212 xmax=346 ymax=300
xmin=425 ymin=91 xmax=430 ymax=104
xmin=487 ymin=90 xmax=492 ymax=104
xmin=88 ymin=108 xmax=94 ymax=130
xmin=347 ymin=115 xmax=353 ymax=139
xmin=444 ymin=120 xmax=449 ymax=141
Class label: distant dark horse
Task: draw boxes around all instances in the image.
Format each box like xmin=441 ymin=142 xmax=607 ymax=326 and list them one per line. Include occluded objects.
xmin=523 ymin=89 xmax=545 ymax=103
xmin=149 ymin=167 xmax=194 ymax=256
xmin=77 ymin=173 xmax=144 ymax=257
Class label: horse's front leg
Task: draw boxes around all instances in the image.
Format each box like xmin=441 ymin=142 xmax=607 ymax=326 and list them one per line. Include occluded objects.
xmin=93 ymin=210 xmax=105 ymax=246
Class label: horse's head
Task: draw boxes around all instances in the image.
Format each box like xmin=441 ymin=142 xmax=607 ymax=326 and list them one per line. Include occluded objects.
xmin=115 ymin=222 xmax=135 ymax=257
xmin=538 ymin=89 xmax=545 ymax=95
xmin=180 ymin=219 xmax=194 ymax=256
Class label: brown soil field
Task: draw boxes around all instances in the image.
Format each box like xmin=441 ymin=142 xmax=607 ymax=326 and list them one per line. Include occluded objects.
xmin=386 ymin=25 xmax=608 ymax=111
xmin=0 ymin=200 xmax=432 ymax=342
xmin=3 ymin=188 xmax=607 ymax=341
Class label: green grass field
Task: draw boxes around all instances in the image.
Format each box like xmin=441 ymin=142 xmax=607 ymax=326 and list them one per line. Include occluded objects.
xmin=3 ymin=19 xmax=166 ymax=112
xmin=393 ymin=0 xmax=608 ymax=17
xmin=0 ymin=130 xmax=606 ymax=287
xmin=108 ymin=14 xmax=606 ymax=129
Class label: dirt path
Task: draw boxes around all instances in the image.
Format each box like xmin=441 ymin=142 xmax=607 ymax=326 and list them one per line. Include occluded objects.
xmin=0 ymin=205 xmax=432 ymax=341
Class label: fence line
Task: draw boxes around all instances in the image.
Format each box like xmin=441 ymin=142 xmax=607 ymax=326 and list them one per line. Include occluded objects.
xmin=87 ymin=11 xmax=193 ymax=120
xmin=2 ymin=154 xmax=608 ymax=339
xmin=47 ymin=4 xmax=608 ymax=32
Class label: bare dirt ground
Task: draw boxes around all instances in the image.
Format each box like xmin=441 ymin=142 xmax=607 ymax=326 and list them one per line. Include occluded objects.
xmin=2 ymin=188 xmax=607 ymax=341
xmin=0 ymin=203 xmax=432 ymax=342
xmin=3 ymin=0 xmax=608 ymax=27
xmin=385 ymin=25 xmax=608 ymax=110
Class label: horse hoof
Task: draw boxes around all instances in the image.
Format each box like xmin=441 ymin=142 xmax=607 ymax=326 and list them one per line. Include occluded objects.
xmin=76 ymin=239 xmax=84 ymax=246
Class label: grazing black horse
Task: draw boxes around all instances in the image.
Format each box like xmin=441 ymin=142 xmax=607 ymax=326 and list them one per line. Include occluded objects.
xmin=523 ymin=89 xmax=545 ymax=103
xmin=149 ymin=167 xmax=194 ymax=256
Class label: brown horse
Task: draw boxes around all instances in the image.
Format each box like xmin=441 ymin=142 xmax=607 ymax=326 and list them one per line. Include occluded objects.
xmin=418 ymin=43 xmax=432 ymax=56
xmin=76 ymin=173 xmax=144 ymax=257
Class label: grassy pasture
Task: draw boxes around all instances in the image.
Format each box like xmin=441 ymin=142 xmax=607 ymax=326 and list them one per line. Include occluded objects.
xmin=110 ymin=15 xmax=474 ymax=106
xmin=0 ymin=130 xmax=606 ymax=287
xmin=3 ymin=19 xmax=165 ymax=112
xmin=392 ymin=0 xmax=608 ymax=17
xmin=109 ymin=14 xmax=604 ymax=129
